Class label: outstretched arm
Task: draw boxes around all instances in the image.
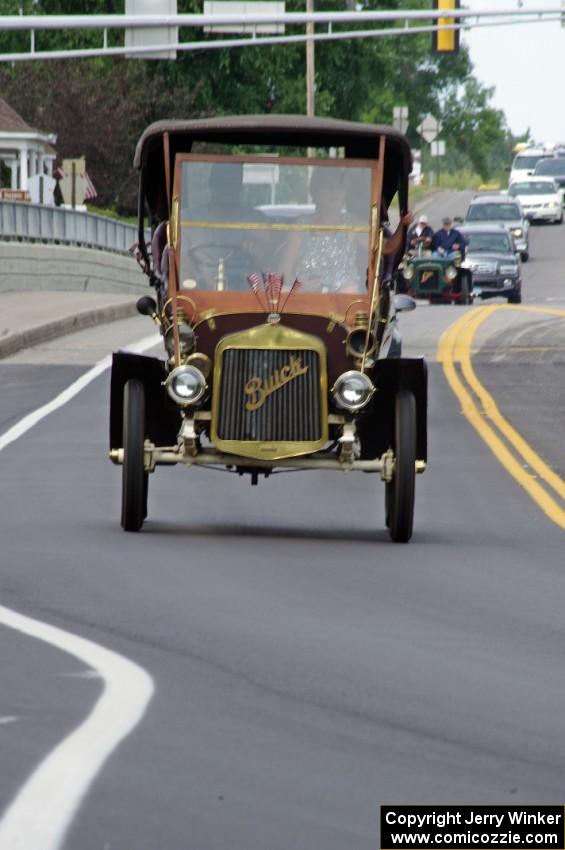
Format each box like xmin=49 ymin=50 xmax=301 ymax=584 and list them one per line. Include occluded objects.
xmin=382 ymin=211 xmax=414 ymax=256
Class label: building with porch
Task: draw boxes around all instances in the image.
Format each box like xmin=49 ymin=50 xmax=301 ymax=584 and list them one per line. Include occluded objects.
xmin=0 ymin=97 xmax=57 ymax=197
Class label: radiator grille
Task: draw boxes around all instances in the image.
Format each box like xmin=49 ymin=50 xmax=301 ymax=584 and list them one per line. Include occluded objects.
xmin=418 ymin=269 xmax=442 ymax=291
xmin=217 ymin=348 xmax=322 ymax=442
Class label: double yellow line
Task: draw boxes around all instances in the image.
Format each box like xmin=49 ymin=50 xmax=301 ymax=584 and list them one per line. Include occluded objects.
xmin=437 ymin=304 xmax=565 ymax=530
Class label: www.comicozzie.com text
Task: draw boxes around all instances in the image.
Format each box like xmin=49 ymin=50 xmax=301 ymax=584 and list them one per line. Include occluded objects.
xmin=385 ymin=812 xmax=563 ymax=830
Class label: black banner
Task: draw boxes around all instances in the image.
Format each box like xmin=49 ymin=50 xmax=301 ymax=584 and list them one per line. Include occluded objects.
xmin=381 ymin=805 xmax=564 ymax=850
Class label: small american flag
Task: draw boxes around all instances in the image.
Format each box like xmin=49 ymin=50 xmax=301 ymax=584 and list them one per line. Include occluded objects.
xmin=84 ymin=172 xmax=98 ymax=200
xmin=247 ymin=272 xmax=263 ymax=293
xmin=265 ymin=272 xmax=283 ymax=296
xmin=279 ymin=277 xmax=303 ymax=312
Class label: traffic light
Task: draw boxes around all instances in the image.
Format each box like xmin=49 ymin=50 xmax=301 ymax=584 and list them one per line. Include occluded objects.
xmin=433 ymin=0 xmax=460 ymax=54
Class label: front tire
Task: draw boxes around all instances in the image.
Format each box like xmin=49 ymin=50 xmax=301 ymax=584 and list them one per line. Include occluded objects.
xmin=521 ymin=251 xmax=529 ymax=262
xmin=386 ymin=390 xmax=416 ymax=543
xmin=459 ymin=275 xmax=472 ymax=306
xmin=121 ymin=379 xmax=148 ymax=532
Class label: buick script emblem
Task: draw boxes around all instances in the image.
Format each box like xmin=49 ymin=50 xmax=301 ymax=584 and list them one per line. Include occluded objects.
xmin=244 ymin=355 xmax=309 ymax=411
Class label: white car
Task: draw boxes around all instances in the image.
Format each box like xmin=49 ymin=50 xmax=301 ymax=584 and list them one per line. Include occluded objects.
xmin=508 ymin=178 xmax=563 ymax=224
xmin=509 ymin=149 xmax=554 ymax=184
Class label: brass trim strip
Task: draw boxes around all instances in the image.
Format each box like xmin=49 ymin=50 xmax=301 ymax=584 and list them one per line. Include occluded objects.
xmin=180 ymin=219 xmax=370 ymax=234
xmin=178 ymin=152 xmax=379 ymax=169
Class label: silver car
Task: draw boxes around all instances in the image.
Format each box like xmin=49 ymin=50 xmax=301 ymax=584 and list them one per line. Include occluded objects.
xmin=464 ymin=194 xmax=530 ymax=261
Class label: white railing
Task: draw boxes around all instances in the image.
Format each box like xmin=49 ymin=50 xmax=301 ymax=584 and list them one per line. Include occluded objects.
xmin=0 ymin=7 xmax=562 ymax=61
xmin=0 ymin=201 xmax=147 ymax=254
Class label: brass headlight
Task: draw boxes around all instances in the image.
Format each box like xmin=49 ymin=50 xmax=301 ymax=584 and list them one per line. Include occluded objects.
xmin=402 ymin=263 xmax=415 ymax=281
xmin=332 ymin=371 xmax=375 ymax=412
xmin=165 ymin=365 xmax=207 ymax=406
xmin=164 ymin=323 xmax=196 ymax=360
xmin=346 ymin=327 xmax=376 ymax=358
xmin=445 ymin=265 xmax=458 ymax=281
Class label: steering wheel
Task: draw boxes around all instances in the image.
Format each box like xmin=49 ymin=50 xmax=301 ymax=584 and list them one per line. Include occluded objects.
xmin=187 ymin=241 xmax=256 ymax=289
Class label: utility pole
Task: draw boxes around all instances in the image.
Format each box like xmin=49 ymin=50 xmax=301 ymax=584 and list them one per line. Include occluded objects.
xmin=306 ymin=0 xmax=315 ymax=118
xmin=306 ymin=0 xmax=315 ymax=157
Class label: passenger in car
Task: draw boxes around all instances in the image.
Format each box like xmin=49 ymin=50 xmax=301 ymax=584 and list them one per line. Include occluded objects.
xmin=432 ymin=216 xmax=466 ymax=259
xmin=407 ymin=213 xmax=434 ymax=252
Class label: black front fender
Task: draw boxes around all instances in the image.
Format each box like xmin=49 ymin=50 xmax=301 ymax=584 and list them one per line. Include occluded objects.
xmin=109 ymin=352 xmax=181 ymax=450
xmin=356 ymin=357 xmax=428 ymax=461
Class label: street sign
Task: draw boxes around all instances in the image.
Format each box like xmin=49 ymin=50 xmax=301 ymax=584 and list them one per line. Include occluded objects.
xmin=204 ymin=1 xmax=285 ymax=33
xmin=417 ymin=114 xmax=442 ymax=144
xmin=58 ymin=158 xmax=86 ymax=208
xmin=28 ymin=174 xmax=56 ymax=206
xmin=125 ymin=0 xmax=178 ymax=59
xmin=392 ymin=105 xmax=409 ymax=135
xmin=431 ymin=140 xmax=446 ymax=157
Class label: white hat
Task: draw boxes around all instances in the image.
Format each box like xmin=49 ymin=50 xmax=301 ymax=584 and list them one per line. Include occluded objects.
xmin=418 ymin=213 xmax=428 ymax=224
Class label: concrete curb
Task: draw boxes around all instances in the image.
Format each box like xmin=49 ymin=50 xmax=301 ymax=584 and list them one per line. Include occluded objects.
xmin=0 ymin=300 xmax=138 ymax=360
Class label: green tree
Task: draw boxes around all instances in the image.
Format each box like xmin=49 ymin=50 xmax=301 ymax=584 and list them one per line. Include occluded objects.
xmin=0 ymin=0 xmax=515 ymax=210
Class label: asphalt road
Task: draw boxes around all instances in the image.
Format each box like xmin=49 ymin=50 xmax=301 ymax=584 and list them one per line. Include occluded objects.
xmin=1 ymin=190 xmax=564 ymax=850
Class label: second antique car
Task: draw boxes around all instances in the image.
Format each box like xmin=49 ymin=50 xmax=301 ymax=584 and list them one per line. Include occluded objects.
xmin=398 ymin=245 xmax=472 ymax=304
xmin=109 ymin=115 xmax=427 ymax=542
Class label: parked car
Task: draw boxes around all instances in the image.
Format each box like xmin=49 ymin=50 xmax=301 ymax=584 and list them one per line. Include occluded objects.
xmin=507 ymin=178 xmax=563 ymax=224
xmin=459 ymin=224 xmax=522 ymax=303
xmin=109 ymin=116 xmax=427 ymax=542
xmin=464 ymin=194 xmax=530 ymax=261
xmin=533 ymin=158 xmax=565 ymax=205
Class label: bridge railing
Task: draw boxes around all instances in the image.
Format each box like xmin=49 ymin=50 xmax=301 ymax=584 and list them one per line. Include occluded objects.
xmin=0 ymin=201 xmax=148 ymax=254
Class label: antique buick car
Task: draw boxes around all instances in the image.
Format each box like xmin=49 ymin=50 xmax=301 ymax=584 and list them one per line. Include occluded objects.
xmin=109 ymin=116 xmax=427 ymax=542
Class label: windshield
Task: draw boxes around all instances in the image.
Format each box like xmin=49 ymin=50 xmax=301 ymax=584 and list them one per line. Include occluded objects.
xmin=463 ymin=232 xmax=512 ymax=252
xmin=466 ymin=203 xmax=521 ymax=222
xmin=178 ymin=159 xmax=373 ymax=295
xmin=513 ymin=154 xmax=550 ymax=170
xmin=509 ymin=181 xmax=558 ymax=195
xmin=534 ymin=159 xmax=565 ymax=176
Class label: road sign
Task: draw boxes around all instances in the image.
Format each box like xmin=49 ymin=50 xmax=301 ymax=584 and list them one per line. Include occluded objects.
xmin=417 ymin=114 xmax=442 ymax=144
xmin=125 ymin=0 xmax=178 ymax=59
xmin=431 ymin=140 xmax=446 ymax=157
xmin=392 ymin=105 xmax=409 ymax=135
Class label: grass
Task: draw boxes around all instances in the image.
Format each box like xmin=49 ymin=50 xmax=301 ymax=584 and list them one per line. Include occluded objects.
xmin=86 ymin=204 xmax=137 ymax=225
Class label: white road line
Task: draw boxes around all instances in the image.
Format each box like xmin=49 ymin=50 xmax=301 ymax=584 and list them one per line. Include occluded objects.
xmin=0 ymin=333 xmax=159 ymax=454
xmin=0 ymin=606 xmax=154 ymax=850
xmin=0 ymin=332 xmax=160 ymax=849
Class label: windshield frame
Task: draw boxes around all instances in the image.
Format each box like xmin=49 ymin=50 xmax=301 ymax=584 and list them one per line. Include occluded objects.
xmin=171 ymin=152 xmax=382 ymax=300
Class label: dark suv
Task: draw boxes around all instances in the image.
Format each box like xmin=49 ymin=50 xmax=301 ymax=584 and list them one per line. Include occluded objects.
xmin=459 ymin=224 xmax=522 ymax=303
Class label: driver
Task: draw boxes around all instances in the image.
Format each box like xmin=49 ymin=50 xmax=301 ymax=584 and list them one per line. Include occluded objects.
xmin=432 ymin=216 xmax=466 ymax=259
xmin=182 ymin=163 xmax=258 ymax=290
